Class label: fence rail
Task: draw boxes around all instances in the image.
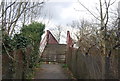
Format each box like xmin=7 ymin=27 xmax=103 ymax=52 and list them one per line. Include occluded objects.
xmin=66 ymin=31 xmax=119 ymax=79
xmin=39 ymin=33 xmax=47 ymax=56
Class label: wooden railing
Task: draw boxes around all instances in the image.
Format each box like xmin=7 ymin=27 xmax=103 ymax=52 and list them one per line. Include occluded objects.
xmin=39 ymin=33 xmax=47 ymax=56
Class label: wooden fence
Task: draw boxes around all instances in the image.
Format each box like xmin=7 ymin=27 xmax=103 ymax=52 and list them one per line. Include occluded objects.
xmin=66 ymin=47 xmax=119 ymax=79
xmin=2 ymin=46 xmax=32 ymax=79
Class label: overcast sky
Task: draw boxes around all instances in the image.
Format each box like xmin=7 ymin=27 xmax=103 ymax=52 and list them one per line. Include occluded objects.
xmin=38 ymin=0 xmax=119 ymax=44
xmin=41 ymin=0 xmax=97 ymax=26
xmin=41 ymin=0 xmax=118 ymax=25
xmin=40 ymin=0 xmax=98 ymax=44
xmin=2 ymin=0 xmax=118 ymax=43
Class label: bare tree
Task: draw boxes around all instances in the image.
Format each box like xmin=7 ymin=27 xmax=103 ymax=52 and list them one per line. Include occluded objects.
xmin=77 ymin=0 xmax=117 ymax=56
xmin=54 ymin=25 xmax=62 ymax=42
xmin=1 ymin=1 xmax=45 ymax=36
xmin=49 ymin=25 xmax=63 ymax=43
xmin=70 ymin=19 xmax=100 ymax=55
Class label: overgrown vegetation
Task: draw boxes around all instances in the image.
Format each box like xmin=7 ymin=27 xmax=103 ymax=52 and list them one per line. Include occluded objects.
xmin=2 ymin=22 xmax=45 ymax=79
xmin=62 ymin=64 xmax=68 ymax=68
xmin=66 ymin=0 xmax=120 ymax=79
xmin=71 ymin=20 xmax=119 ymax=57
xmin=21 ymin=22 xmax=45 ymax=68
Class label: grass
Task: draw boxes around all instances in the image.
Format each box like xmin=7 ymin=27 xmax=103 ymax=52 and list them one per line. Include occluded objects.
xmin=26 ymin=62 xmax=42 ymax=79
xmin=61 ymin=64 xmax=77 ymax=80
xmin=62 ymin=64 xmax=68 ymax=68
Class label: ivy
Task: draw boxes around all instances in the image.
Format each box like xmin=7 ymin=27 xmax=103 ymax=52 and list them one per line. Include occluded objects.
xmin=2 ymin=34 xmax=30 ymax=54
xmin=2 ymin=35 xmax=13 ymax=53
xmin=2 ymin=22 xmax=45 ymax=79
xmin=13 ymin=34 xmax=30 ymax=49
xmin=21 ymin=22 xmax=45 ymax=45
xmin=20 ymin=22 xmax=45 ymax=69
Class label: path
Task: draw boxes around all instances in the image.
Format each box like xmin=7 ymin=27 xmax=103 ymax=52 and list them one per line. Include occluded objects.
xmin=34 ymin=63 xmax=70 ymax=79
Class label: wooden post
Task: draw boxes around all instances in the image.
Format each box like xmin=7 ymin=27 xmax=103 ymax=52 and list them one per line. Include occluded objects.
xmin=105 ymin=57 xmax=112 ymax=79
xmin=118 ymin=2 xmax=120 ymax=18
xmin=0 ymin=29 xmax=1 ymax=80
xmin=118 ymin=1 xmax=120 ymax=79
xmin=118 ymin=2 xmax=120 ymax=28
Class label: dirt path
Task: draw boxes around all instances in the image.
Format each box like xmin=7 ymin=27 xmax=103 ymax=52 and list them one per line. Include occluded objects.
xmin=34 ymin=63 xmax=69 ymax=79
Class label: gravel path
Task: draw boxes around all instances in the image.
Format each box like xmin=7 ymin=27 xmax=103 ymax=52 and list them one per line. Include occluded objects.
xmin=34 ymin=63 xmax=69 ymax=79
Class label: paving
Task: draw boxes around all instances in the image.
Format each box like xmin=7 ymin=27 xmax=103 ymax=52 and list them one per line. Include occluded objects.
xmin=34 ymin=63 xmax=69 ymax=79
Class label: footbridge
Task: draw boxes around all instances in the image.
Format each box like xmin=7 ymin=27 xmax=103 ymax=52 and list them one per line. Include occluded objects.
xmin=39 ymin=30 xmax=73 ymax=63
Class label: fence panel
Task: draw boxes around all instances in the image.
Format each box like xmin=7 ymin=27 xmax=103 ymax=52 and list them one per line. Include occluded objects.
xmin=66 ymin=47 xmax=119 ymax=79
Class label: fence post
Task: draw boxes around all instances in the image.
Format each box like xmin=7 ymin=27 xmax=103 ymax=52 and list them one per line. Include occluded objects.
xmin=118 ymin=2 xmax=120 ymax=18
xmin=104 ymin=56 xmax=112 ymax=79
xmin=118 ymin=1 xmax=120 ymax=79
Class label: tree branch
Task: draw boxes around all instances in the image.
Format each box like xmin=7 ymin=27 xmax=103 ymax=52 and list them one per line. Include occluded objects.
xmin=1 ymin=1 xmax=15 ymax=18
xmin=2 ymin=42 xmax=18 ymax=62
xmin=77 ymin=0 xmax=100 ymax=21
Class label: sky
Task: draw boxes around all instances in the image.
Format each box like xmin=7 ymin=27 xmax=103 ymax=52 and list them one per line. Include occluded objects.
xmin=41 ymin=0 xmax=97 ymax=26
xmin=39 ymin=0 xmax=119 ymax=44
xmin=39 ymin=0 xmax=98 ymax=44
xmin=0 ymin=0 xmax=119 ymax=43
